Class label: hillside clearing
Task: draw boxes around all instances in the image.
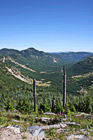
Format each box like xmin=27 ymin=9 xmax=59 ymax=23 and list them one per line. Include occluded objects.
xmin=5 ymin=66 xmax=51 ymax=87
xmin=8 ymin=57 xmax=36 ymax=72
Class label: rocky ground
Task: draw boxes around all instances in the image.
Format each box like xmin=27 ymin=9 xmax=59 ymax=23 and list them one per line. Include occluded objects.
xmin=0 ymin=127 xmax=47 ymax=140
xmin=0 ymin=112 xmax=93 ymax=140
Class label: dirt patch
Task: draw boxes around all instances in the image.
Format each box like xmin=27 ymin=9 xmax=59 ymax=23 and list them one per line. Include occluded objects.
xmin=8 ymin=57 xmax=36 ymax=72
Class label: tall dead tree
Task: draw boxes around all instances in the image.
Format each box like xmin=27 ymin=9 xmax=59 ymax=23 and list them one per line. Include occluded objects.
xmin=33 ymin=79 xmax=36 ymax=113
xmin=51 ymin=96 xmax=55 ymax=112
xmin=63 ymin=65 xmax=66 ymax=109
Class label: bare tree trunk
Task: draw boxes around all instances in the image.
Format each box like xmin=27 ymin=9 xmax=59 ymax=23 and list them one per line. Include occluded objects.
xmin=63 ymin=65 xmax=66 ymax=109
xmin=51 ymin=96 xmax=55 ymax=112
xmin=33 ymin=79 xmax=36 ymax=113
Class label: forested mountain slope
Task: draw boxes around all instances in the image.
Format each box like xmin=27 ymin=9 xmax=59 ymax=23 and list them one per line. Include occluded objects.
xmin=0 ymin=48 xmax=92 ymax=94
xmin=68 ymin=55 xmax=93 ymax=76
xmin=67 ymin=55 xmax=93 ymax=94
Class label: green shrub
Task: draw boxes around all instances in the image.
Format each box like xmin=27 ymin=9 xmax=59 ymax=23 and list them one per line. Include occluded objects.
xmin=39 ymin=103 xmax=51 ymax=112
xmin=65 ymin=103 xmax=71 ymax=115
xmin=30 ymin=117 xmax=35 ymax=126
xmin=77 ymin=96 xmax=91 ymax=113
xmin=71 ymin=105 xmax=76 ymax=113
xmin=54 ymin=102 xmax=62 ymax=114
xmin=22 ymin=135 xmax=27 ymax=139
xmin=5 ymin=100 xmax=14 ymax=111
xmin=16 ymin=99 xmax=31 ymax=113
xmin=0 ymin=117 xmax=7 ymax=125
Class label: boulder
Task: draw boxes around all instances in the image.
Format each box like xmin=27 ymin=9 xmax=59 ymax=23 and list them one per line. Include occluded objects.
xmin=13 ymin=125 xmax=23 ymax=132
xmin=7 ymin=125 xmax=20 ymax=134
xmin=7 ymin=125 xmax=23 ymax=133
xmin=27 ymin=125 xmax=45 ymax=138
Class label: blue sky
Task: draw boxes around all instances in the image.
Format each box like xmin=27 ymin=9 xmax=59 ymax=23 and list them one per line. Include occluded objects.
xmin=0 ymin=0 xmax=93 ymax=52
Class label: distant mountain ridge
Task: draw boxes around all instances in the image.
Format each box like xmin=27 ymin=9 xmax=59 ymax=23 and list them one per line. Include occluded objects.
xmin=0 ymin=47 xmax=92 ymax=73
xmin=0 ymin=47 xmax=92 ymax=64
xmin=50 ymin=51 xmax=93 ymax=63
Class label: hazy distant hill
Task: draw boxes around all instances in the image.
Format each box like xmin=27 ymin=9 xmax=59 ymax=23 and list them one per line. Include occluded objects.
xmin=50 ymin=52 xmax=92 ymax=64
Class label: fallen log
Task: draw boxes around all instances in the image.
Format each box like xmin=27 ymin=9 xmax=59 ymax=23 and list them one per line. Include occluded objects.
xmin=42 ymin=123 xmax=67 ymax=130
xmin=65 ymin=122 xmax=80 ymax=127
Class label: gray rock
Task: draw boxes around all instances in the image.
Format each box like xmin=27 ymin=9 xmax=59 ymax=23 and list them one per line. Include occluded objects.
xmin=7 ymin=125 xmax=20 ymax=134
xmin=65 ymin=122 xmax=80 ymax=126
xmin=7 ymin=125 xmax=23 ymax=133
xmin=66 ymin=134 xmax=88 ymax=140
xmin=0 ymin=125 xmax=5 ymax=128
xmin=44 ymin=112 xmax=56 ymax=115
xmin=13 ymin=125 xmax=23 ymax=132
xmin=27 ymin=125 xmax=45 ymax=137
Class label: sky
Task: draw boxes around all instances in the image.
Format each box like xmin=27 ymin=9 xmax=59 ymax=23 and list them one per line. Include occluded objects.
xmin=0 ymin=0 xmax=93 ymax=52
